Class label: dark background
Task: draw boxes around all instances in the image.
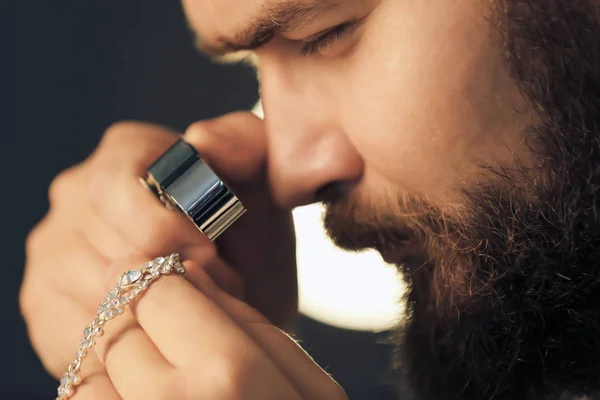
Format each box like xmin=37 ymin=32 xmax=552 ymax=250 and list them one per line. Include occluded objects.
xmin=10 ymin=2 xmax=397 ymax=399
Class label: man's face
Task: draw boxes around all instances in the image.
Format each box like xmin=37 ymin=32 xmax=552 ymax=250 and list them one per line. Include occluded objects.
xmin=184 ymin=1 xmax=600 ymax=399
xmin=183 ymin=0 xmax=533 ymax=216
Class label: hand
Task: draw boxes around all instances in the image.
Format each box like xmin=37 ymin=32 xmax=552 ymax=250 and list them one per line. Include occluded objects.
xmin=67 ymin=255 xmax=345 ymax=399
xmin=20 ymin=113 xmax=298 ymax=379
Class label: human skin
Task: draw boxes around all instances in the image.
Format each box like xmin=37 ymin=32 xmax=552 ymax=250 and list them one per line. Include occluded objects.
xmin=20 ymin=0 xmax=600 ymax=399
xmin=183 ymin=0 xmax=535 ymax=213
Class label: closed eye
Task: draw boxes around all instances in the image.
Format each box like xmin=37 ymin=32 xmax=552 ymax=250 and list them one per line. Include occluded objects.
xmin=300 ymin=23 xmax=352 ymax=56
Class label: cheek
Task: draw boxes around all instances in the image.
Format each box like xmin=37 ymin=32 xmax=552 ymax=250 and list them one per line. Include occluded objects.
xmin=337 ymin=0 xmax=529 ymax=205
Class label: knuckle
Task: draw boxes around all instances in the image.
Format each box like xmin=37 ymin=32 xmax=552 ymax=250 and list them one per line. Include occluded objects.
xmin=183 ymin=120 xmax=212 ymax=143
xmin=18 ymin=272 xmax=34 ymax=322
xmin=204 ymin=352 xmax=257 ymax=399
xmin=48 ymin=167 xmax=77 ymax=206
xmin=24 ymin=221 xmax=44 ymax=255
xmin=100 ymin=121 xmax=141 ymax=147
xmin=161 ymin=371 xmax=196 ymax=400
xmin=25 ymin=215 xmax=53 ymax=263
xmin=97 ymin=121 xmax=154 ymax=161
xmin=86 ymin=165 xmax=111 ymax=212
xmin=100 ymin=121 xmax=177 ymax=153
xmin=216 ymin=111 xmax=261 ymax=126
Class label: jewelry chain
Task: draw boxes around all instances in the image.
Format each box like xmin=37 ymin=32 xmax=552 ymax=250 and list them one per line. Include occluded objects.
xmin=56 ymin=253 xmax=185 ymax=400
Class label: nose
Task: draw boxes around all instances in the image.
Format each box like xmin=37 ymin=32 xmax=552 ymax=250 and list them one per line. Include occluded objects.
xmin=259 ymin=59 xmax=364 ymax=209
xmin=268 ymin=127 xmax=363 ymax=208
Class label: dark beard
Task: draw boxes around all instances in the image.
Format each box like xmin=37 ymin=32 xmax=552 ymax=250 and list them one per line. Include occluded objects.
xmin=323 ymin=1 xmax=600 ymax=399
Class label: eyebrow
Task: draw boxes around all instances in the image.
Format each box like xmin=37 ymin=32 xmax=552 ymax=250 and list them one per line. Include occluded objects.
xmin=194 ymin=0 xmax=345 ymax=58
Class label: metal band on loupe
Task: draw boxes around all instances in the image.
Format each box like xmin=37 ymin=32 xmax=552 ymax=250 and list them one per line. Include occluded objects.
xmin=140 ymin=139 xmax=246 ymax=241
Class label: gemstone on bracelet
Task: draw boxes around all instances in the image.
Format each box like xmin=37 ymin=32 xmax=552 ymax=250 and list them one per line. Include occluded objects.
xmin=160 ymin=264 xmax=171 ymax=274
xmin=92 ymin=326 xmax=103 ymax=336
xmin=98 ymin=301 xmax=110 ymax=315
xmin=174 ymin=262 xmax=186 ymax=274
xmin=121 ymin=269 xmax=142 ymax=286
xmin=71 ymin=358 xmax=81 ymax=371
xmin=57 ymin=255 xmax=186 ymax=399
xmin=60 ymin=372 xmax=76 ymax=386
xmin=58 ymin=384 xmax=73 ymax=397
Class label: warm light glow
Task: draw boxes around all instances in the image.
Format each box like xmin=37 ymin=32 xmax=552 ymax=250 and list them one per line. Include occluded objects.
xmin=293 ymin=205 xmax=405 ymax=331
xmin=252 ymin=101 xmax=406 ymax=332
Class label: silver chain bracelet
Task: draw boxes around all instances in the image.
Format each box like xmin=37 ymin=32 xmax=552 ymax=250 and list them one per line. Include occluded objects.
xmin=56 ymin=253 xmax=186 ymax=399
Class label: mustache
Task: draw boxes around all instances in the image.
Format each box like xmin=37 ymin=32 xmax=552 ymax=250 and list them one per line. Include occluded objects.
xmin=322 ymin=189 xmax=447 ymax=254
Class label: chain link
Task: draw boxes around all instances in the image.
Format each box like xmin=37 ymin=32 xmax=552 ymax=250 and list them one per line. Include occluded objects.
xmin=56 ymin=253 xmax=185 ymax=400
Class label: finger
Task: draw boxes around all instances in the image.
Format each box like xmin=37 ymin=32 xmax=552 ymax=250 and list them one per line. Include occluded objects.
xmin=89 ymin=164 xmax=242 ymax=296
xmin=99 ymin=313 xmax=174 ymax=399
xmin=24 ymin=212 xmax=107 ymax=380
xmin=184 ymin=264 xmax=347 ymax=400
xmin=183 ymin=113 xmax=299 ymax=328
xmin=70 ymin=352 xmax=120 ymax=400
xmin=25 ymin=212 xmax=108 ymax=309
xmin=44 ymin=164 xmax=116 ymax=293
xmin=21 ymin=280 xmax=97 ymax=378
xmin=182 ymin=112 xmax=268 ymax=188
xmin=106 ymin=256 xmax=301 ymax=399
xmin=48 ymin=162 xmax=130 ymax=259
xmin=93 ymin=260 xmax=174 ymax=399
xmin=80 ymin=201 xmax=132 ymax=260
xmin=87 ymin=122 xmax=245 ymax=296
xmin=110 ymin=256 xmax=251 ymax=366
xmin=88 ymin=122 xmax=207 ymax=257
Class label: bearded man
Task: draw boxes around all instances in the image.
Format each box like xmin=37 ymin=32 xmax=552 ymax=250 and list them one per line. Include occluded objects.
xmin=20 ymin=1 xmax=600 ymax=399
